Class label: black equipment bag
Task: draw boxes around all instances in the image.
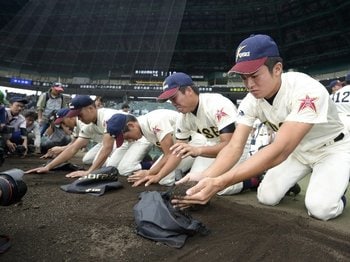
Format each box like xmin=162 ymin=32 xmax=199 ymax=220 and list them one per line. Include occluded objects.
xmin=133 ymin=191 xmax=209 ymax=248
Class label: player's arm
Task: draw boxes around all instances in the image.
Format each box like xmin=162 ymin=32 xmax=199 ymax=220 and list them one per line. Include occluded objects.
xmin=173 ymin=121 xmax=313 ymax=206
xmin=148 ymin=134 xmax=184 ymax=177
xmin=171 ymin=123 xmax=234 ymax=159
xmin=25 ymin=137 xmax=89 ymax=173
xmin=84 ymin=133 xmax=114 ymax=173
xmin=65 ymin=134 xmax=114 ymax=178
xmin=129 ymin=134 xmax=183 ymax=186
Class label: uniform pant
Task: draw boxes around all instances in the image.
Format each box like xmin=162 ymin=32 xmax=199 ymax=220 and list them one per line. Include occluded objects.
xmin=257 ymin=134 xmax=350 ymax=221
xmin=158 ymin=133 xmax=207 ymax=186
xmin=82 ymin=142 xmax=102 ymax=165
xmin=106 ymin=136 xmax=152 ymax=176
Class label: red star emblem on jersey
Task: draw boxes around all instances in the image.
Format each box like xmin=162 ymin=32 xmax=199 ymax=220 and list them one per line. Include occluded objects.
xmin=152 ymin=126 xmax=161 ymax=134
xmin=215 ymin=108 xmax=228 ymax=122
xmin=298 ymin=95 xmax=317 ymax=113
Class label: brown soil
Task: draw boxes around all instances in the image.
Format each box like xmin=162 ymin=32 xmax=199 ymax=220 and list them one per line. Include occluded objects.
xmin=1 ymin=155 xmax=350 ymax=261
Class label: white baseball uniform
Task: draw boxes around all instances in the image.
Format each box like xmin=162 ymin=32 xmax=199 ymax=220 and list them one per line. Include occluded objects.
xmin=135 ymin=109 xmax=206 ymax=186
xmin=78 ymin=108 xmax=152 ymax=173
xmin=175 ymin=93 xmax=250 ymax=194
xmin=330 ymin=84 xmax=350 ymax=131
xmin=238 ymin=72 xmax=350 ymax=220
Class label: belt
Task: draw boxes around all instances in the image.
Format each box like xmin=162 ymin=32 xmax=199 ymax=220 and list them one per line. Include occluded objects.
xmin=323 ymin=133 xmax=344 ymax=147
xmin=334 ymin=133 xmax=344 ymax=142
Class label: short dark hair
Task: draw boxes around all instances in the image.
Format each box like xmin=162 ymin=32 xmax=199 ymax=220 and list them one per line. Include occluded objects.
xmin=24 ymin=110 xmax=38 ymax=120
xmin=264 ymin=57 xmax=283 ymax=73
xmin=123 ymin=114 xmax=138 ymax=133
xmin=178 ymin=85 xmax=199 ymax=95
xmin=121 ymin=103 xmax=130 ymax=109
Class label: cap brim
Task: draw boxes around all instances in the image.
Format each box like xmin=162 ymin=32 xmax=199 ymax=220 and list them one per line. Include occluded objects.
xmin=66 ymin=109 xmax=81 ymax=118
xmin=53 ymin=87 xmax=64 ymax=92
xmin=228 ymin=57 xmax=267 ymax=74
xmin=157 ymin=87 xmax=179 ymax=102
xmin=54 ymin=117 xmax=64 ymax=125
xmin=115 ymin=133 xmax=124 ymax=147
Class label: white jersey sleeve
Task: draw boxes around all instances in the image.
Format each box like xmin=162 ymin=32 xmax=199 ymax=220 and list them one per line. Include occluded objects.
xmin=138 ymin=109 xmax=179 ymax=146
xmin=176 ymin=93 xmax=238 ymax=144
xmin=330 ymin=85 xmax=350 ymax=115
xmin=237 ymin=72 xmax=345 ymax=152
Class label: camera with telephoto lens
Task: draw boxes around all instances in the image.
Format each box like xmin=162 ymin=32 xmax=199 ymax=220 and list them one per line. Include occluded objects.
xmin=0 ymin=169 xmax=27 ymax=206
xmin=14 ymin=144 xmax=26 ymax=156
xmin=48 ymin=110 xmax=58 ymax=124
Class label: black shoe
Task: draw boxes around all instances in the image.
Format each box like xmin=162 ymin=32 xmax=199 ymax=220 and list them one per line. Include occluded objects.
xmin=286 ymin=183 xmax=301 ymax=196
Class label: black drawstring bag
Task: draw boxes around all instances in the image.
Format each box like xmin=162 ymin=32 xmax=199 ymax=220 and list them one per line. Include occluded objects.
xmin=133 ymin=191 xmax=209 ymax=248
xmin=60 ymin=166 xmax=123 ymax=196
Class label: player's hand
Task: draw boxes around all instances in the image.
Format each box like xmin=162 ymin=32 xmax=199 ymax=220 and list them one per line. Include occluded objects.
xmin=170 ymin=143 xmax=201 ymax=158
xmin=40 ymin=147 xmax=62 ymax=159
xmin=65 ymin=170 xmax=89 ymax=178
xmin=131 ymin=174 xmax=161 ymax=187
xmin=127 ymin=170 xmax=149 ymax=183
xmin=171 ymin=177 xmax=221 ymax=209
xmin=20 ymin=146 xmax=28 ymax=158
xmin=6 ymin=140 xmax=16 ymax=152
xmin=25 ymin=166 xmax=50 ymax=174
xmin=176 ymin=171 xmax=205 ymax=184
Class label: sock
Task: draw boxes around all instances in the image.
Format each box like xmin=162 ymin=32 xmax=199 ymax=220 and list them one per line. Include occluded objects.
xmin=243 ymin=176 xmax=260 ymax=190
xmin=141 ymin=161 xmax=153 ymax=170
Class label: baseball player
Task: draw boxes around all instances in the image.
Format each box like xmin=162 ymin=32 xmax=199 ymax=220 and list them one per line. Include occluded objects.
xmin=26 ymin=95 xmax=152 ymax=177
xmin=150 ymin=72 xmax=261 ymax=194
xmin=106 ymin=109 xmax=206 ymax=186
xmin=330 ymin=74 xmax=350 ymax=131
xmin=172 ymin=34 xmax=350 ymax=221
xmin=39 ymin=107 xmax=102 ymax=162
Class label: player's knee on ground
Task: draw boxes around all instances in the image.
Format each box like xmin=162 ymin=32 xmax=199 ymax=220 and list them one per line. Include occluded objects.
xmin=159 ymin=174 xmax=175 ymax=186
xmin=257 ymin=183 xmax=281 ymax=206
xmin=217 ymin=183 xmax=244 ymax=195
xmin=305 ymin=195 xmax=343 ymax=221
xmin=117 ymin=162 xmax=138 ymax=176
xmin=82 ymin=155 xmax=93 ymax=165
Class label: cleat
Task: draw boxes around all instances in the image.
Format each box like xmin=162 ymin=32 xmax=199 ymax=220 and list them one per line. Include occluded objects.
xmin=286 ymin=183 xmax=301 ymax=196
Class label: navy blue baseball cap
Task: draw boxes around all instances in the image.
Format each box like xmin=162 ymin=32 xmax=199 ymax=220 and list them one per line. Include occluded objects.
xmin=54 ymin=108 xmax=70 ymax=125
xmin=9 ymin=96 xmax=28 ymax=104
xmin=345 ymin=72 xmax=350 ymax=82
xmin=66 ymin=95 xmax=94 ymax=118
xmin=106 ymin=114 xmax=127 ymax=147
xmin=229 ymin=34 xmax=280 ymax=74
xmin=157 ymin=72 xmax=194 ymax=102
xmin=328 ymin=80 xmax=341 ymax=89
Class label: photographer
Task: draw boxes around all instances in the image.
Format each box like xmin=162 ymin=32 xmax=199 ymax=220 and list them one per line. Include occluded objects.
xmin=3 ymin=97 xmax=29 ymax=157
xmin=0 ymin=168 xmax=27 ymax=253
xmin=24 ymin=110 xmax=41 ymax=154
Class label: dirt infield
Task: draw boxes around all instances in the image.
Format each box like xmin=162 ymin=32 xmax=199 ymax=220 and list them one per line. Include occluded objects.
xmin=1 ymin=155 xmax=350 ymax=261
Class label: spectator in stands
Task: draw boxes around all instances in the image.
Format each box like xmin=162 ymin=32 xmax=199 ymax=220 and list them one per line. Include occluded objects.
xmin=24 ymin=110 xmax=41 ymax=154
xmin=36 ymin=82 xmax=65 ymax=136
xmin=4 ymin=97 xmax=29 ymax=157
xmin=121 ymin=103 xmax=130 ymax=113
xmin=94 ymin=96 xmax=104 ymax=109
